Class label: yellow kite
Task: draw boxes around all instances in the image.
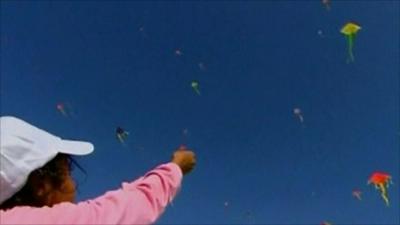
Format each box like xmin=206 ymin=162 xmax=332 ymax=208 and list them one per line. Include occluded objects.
xmin=340 ymin=22 xmax=361 ymax=63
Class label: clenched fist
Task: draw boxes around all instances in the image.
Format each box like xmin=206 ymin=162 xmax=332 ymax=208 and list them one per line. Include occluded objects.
xmin=171 ymin=146 xmax=196 ymax=175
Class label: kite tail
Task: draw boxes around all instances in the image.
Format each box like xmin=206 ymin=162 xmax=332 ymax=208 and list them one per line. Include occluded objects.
xmin=347 ymin=35 xmax=355 ymax=62
xmin=195 ymin=88 xmax=201 ymax=96
xmin=60 ymin=109 xmax=68 ymax=117
xmin=378 ymin=183 xmax=390 ymax=206
xmin=117 ymin=134 xmax=125 ymax=143
xmin=299 ymin=115 xmax=304 ymax=123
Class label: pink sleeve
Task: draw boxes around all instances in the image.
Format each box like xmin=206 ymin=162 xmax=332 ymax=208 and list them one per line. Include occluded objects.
xmin=0 ymin=163 xmax=183 ymax=225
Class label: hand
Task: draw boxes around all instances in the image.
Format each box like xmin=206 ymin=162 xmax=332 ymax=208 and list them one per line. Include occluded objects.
xmin=171 ymin=146 xmax=196 ymax=175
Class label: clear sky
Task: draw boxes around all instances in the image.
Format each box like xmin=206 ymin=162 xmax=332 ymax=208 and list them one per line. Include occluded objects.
xmin=1 ymin=1 xmax=399 ymax=224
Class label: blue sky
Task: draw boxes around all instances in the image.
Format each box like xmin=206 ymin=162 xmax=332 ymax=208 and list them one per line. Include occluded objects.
xmin=1 ymin=1 xmax=399 ymax=224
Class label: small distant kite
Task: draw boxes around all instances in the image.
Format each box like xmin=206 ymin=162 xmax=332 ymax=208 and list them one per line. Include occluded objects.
xmin=352 ymin=189 xmax=362 ymax=201
xmin=293 ymin=108 xmax=304 ymax=123
xmin=222 ymin=201 xmax=230 ymax=215
xmin=317 ymin=29 xmax=324 ymax=38
xmin=56 ymin=103 xmax=68 ymax=117
xmin=322 ymin=0 xmax=331 ymax=11
xmin=175 ymin=49 xmax=183 ymax=56
xmin=340 ymin=22 xmax=361 ymax=63
xmin=182 ymin=128 xmax=189 ymax=136
xmin=56 ymin=102 xmax=75 ymax=117
xmin=191 ymin=80 xmax=201 ymax=96
xmin=368 ymin=171 xmax=392 ymax=206
xmin=116 ymin=127 xmax=129 ymax=143
xmin=224 ymin=201 xmax=229 ymax=207
xmin=198 ymin=62 xmax=206 ymax=71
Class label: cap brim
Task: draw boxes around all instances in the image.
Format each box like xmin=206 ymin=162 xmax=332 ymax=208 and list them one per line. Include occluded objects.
xmin=58 ymin=140 xmax=94 ymax=155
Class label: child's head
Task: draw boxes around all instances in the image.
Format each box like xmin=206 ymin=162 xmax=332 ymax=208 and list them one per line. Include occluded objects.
xmin=0 ymin=116 xmax=94 ymax=209
xmin=0 ymin=153 xmax=77 ymax=209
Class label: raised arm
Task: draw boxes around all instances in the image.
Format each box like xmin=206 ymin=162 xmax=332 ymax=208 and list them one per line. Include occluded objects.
xmin=0 ymin=149 xmax=196 ymax=225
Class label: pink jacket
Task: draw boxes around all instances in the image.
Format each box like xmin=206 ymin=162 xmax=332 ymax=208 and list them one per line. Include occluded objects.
xmin=0 ymin=163 xmax=182 ymax=225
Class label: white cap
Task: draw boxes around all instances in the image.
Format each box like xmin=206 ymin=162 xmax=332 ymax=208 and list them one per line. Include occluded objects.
xmin=0 ymin=116 xmax=94 ymax=204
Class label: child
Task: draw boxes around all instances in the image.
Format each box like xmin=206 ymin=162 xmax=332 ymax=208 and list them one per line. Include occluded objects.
xmin=0 ymin=116 xmax=196 ymax=224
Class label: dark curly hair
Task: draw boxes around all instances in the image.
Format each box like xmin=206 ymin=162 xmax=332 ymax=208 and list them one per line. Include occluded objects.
xmin=0 ymin=153 xmax=85 ymax=210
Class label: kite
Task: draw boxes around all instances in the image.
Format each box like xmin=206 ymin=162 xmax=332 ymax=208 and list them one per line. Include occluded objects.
xmin=198 ymin=62 xmax=206 ymax=71
xmin=317 ymin=30 xmax=323 ymax=37
xmin=175 ymin=49 xmax=183 ymax=56
xmin=352 ymin=189 xmax=362 ymax=201
xmin=224 ymin=201 xmax=229 ymax=207
xmin=293 ymin=108 xmax=304 ymax=123
xmin=222 ymin=201 xmax=230 ymax=215
xmin=56 ymin=102 xmax=75 ymax=117
xmin=322 ymin=0 xmax=331 ymax=11
xmin=56 ymin=103 xmax=68 ymax=117
xmin=368 ymin=171 xmax=392 ymax=206
xmin=340 ymin=22 xmax=361 ymax=63
xmin=191 ymin=80 xmax=201 ymax=96
xmin=116 ymin=127 xmax=129 ymax=143
xmin=182 ymin=128 xmax=189 ymax=136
